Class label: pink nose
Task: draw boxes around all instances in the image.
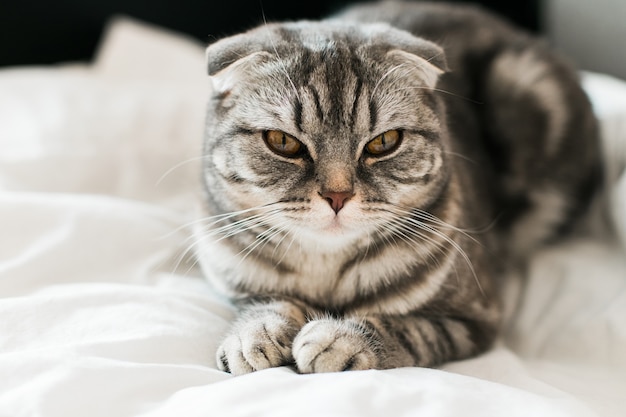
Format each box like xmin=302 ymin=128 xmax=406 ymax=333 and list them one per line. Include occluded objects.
xmin=320 ymin=191 xmax=353 ymax=214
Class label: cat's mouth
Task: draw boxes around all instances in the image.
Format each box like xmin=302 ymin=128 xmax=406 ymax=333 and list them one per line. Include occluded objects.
xmin=297 ymin=197 xmax=368 ymax=242
xmin=318 ymin=211 xmax=363 ymax=238
xmin=323 ymin=216 xmax=345 ymax=233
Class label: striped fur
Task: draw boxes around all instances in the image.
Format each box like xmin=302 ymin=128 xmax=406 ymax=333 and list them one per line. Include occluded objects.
xmin=198 ymin=1 xmax=600 ymax=375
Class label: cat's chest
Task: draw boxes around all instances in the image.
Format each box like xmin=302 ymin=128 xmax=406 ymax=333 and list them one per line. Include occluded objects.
xmin=286 ymin=251 xmax=349 ymax=294
xmin=196 ymin=231 xmax=352 ymax=302
xmin=198 ymin=226 xmax=451 ymax=315
xmin=251 ymin=246 xmax=358 ymax=305
xmin=242 ymin=240 xmax=406 ymax=309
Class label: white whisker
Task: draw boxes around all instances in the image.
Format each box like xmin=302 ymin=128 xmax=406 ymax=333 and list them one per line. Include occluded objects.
xmin=169 ymin=202 xmax=287 ymax=275
xmin=410 ymin=219 xmax=483 ymax=296
xmin=370 ymin=63 xmax=409 ymax=105
xmin=389 ymin=216 xmax=463 ymax=285
xmin=261 ymin=8 xmax=301 ymax=102
xmin=207 ymin=211 xmax=283 ymax=240
xmin=380 ymin=205 xmax=484 ymax=295
xmin=389 ymin=86 xmax=483 ymax=104
xmin=156 ymin=155 xmax=208 ymax=186
xmin=275 ymin=224 xmax=299 ymax=265
xmin=443 ymin=150 xmax=478 ymax=165
xmin=172 ymin=236 xmax=204 ymax=277
xmin=163 ymin=203 xmax=282 ymax=238
xmin=373 ymin=222 xmax=403 ymax=253
xmin=393 ymin=204 xmax=486 ymax=243
xmin=384 ymin=217 xmax=447 ymax=269
xmin=237 ymin=222 xmax=290 ymax=267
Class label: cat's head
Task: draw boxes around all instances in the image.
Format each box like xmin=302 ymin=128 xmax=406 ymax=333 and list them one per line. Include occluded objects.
xmin=203 ymin=21 xmax=450 ymax=249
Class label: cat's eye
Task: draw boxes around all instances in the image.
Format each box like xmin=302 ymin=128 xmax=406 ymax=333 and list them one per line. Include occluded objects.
xmin=365 ymin=130 xmax=402 ymax=156
xmin=263 ymin=130 xmax=303 ymax=157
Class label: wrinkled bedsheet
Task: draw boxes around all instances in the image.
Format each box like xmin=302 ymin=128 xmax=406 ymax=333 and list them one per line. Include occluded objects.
xmin=1 ymin=18 xmax=624 ymax=417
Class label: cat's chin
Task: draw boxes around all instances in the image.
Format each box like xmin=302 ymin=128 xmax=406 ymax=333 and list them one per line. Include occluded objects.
xmin=297 ymin=217 xmax=368 ymax=251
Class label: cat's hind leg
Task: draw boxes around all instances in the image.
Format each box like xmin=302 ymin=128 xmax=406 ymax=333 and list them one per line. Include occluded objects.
xmin=481 ymin=46 xmax=600 ymax=255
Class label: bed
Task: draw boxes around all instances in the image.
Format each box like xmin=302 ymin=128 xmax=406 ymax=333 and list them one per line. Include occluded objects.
xmin=1 ymin=18 xmax=625 ymax=417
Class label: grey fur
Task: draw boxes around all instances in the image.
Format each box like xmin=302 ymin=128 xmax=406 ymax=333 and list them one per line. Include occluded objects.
xmin=197 ymin=1 xmax=601 ymax=375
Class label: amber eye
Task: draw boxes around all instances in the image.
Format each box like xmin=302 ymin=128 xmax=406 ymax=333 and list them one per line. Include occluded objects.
xmin=263 ymin=130 xmax=303 ymax=157
xmin=365 ymin=130 xmax=402 ymax=156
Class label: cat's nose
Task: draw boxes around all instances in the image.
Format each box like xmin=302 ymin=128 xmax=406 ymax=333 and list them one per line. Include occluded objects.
xmin=320 ymin=191 xmax=354 ymax=214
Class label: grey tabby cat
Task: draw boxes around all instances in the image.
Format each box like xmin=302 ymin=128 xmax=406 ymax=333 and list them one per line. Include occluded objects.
xmin=197 ymin=1 xmax=600 ymax=375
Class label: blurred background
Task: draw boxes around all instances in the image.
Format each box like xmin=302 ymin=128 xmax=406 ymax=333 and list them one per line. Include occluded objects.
xmin=0 ymin=0 xmax=624 ymax=79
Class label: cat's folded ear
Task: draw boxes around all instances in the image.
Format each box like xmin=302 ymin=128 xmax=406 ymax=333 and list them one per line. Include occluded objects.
xmin=205 ymin=32 xmax=275 ymax=93
xmin=206 ymin=33 xmax=273 ymax=76
xmin=386 ymin=37 xmax=448 ymax=89
xmin=359 ymin=22 xmax=447 ymax=88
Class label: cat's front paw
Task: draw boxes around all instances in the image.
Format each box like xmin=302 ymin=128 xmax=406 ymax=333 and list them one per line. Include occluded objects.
xmin=292 ymin=319 xmax=380 ymax=373
xmin=216 ymin=314 xmax=298 ymax=375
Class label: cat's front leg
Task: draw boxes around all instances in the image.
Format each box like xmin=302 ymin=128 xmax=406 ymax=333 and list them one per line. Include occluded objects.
xmin=292 ymin=314 xmax=497 ymax=373
xmin=216 ymin=299 xmax=307 ymax=375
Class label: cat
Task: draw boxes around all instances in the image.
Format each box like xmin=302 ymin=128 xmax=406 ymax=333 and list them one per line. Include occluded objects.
xmin=196 ymin=1 xmax=601 ymax=375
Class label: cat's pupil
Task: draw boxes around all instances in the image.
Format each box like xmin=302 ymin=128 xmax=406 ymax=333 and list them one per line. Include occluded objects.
xmin=366 ymin=130 xmax=401 ymax=156
xmin=264 ymin=130 xmax=302 ymax=157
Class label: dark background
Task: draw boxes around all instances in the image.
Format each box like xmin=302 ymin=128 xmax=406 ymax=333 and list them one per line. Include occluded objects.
xmin=0 ymin=0 xmax=540 ymax=67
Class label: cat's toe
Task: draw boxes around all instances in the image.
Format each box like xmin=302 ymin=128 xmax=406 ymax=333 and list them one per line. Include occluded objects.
xmin=292 ymin=319 xmax=379 ymax=373
xmin=216 ymin=318 xmax=296 ymax=375
xmin=215 ymin=334 xmax=256 ymax=375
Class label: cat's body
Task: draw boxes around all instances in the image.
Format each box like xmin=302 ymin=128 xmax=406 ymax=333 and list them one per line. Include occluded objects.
xmin=197 ymin=1 xmax=600 ymax=375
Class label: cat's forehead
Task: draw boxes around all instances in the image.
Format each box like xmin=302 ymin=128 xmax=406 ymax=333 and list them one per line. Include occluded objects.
xmin=207 ymin=20 xmax=445 ymax=143
xmin=268 ymin=21 xmax=392 ymax=50
xmin=207 ymin=19 xmax=446 ymax=86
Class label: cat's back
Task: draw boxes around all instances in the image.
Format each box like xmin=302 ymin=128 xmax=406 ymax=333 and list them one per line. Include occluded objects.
xmin=336 ymin=1 xmax=521 ymax=62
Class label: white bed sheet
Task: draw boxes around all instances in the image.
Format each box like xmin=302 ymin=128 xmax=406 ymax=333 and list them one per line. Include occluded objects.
xmin=0 ymin=18 xmax=624 ymax=417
